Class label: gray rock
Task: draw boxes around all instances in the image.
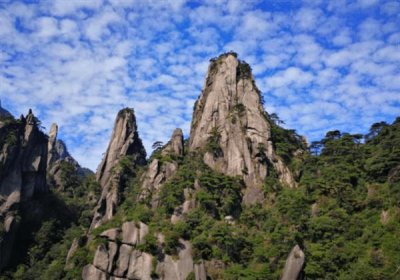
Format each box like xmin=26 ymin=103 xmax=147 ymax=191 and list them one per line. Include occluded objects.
xmin=281 ymin=245 xmax=305 ymax=280
xmin=107 ymin=241 xmax=119 ymax=273
xmin=82 ymin=264 xmax=107 ymax=280
xmin=100 ymin=228 xmax=121 ymax=241
xmin=122 ymin=221 xmax=139 ymax=245
xmin=189 ymin=54 xmax=297 ymax=204
xmin=114 ymin=244 xmax=132 ymax=277
xmin=162 ymin=128 xmax=184 ymax=157
xmin=127 ymin=250 xmax=153 ymax=280
xmin=91 ymin=108 xmax=146 ymax=230
xmin=93 ymin=244 xmax=109 ymax=272
xmin=96 ymin=108 xmax=146 ymax=187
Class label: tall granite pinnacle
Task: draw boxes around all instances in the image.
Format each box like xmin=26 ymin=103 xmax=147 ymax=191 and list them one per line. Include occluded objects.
xmin=91 ymin=108 xmax=146 ymax=229
xmin=189 ymin=52 xmax=296 ymax=203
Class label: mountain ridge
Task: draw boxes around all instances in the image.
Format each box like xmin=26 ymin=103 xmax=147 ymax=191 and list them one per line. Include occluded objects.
xmin=0 ymin=53 xmax=399 ymax=280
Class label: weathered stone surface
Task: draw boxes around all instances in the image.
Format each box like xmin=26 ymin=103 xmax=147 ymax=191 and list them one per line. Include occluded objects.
xmin=281 ymin=245 xmax=305 ymax=280
xmin=114 ymin=244 xmax=131 ymax=277
xmin=127 ymin=250 xmax=153 ymax=280
xmin=82 ymin=264 xmax=107 ymax=280
xmin=189 ymin=53 xmax=296 ymax=204
xmin=93 ymin=244 xmax=109 ymax=272
xmin=100 ymin=228 xmax=121 ymax=241
xmin=122 ymin=221 xmax=139 ymax=245
xmin=162 ymin=128 xmax=184 ymax=157
xmin=47 ymin=123 xmax=58 ymax=166
xmin=91 ymin=108 xmax=146 ymax=230
xmin=107 ymin=241 xmax=119 ymax=273
xmin=139 ymin=159 xmax=178 ymax=207
xmin=96 ymin=108 xmax=146 ymax=187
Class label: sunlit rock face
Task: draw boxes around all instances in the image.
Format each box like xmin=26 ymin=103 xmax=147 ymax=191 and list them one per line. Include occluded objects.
xmin=90 ymin=108 xmax=146 ymax=230
xmin=189 ymin=53 xmax=296 ymax=204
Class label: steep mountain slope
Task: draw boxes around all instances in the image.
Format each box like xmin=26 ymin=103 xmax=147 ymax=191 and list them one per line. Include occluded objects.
xmin=0 ymin=110 xmax=48 ymax=270
xmin=190 ymin=53 xmax=296 ymax=204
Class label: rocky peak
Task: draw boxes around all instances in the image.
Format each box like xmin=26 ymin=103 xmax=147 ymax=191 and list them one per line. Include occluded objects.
xmin=91 ymin=108 xmax=146 ymax=229
xmin=96 ymin=108 xmax=146 ymax=187
xmin=162 ymin=128 xmax=184 ymax=157
xmin=189 ymin=52 xmax=296 ymax=204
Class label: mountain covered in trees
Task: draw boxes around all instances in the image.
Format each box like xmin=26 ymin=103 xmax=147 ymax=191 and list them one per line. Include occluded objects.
xmin=0 ymin=52 xmax=399 ymax=280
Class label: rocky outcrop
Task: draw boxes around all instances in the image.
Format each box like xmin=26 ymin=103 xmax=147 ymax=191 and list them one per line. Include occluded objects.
xmin=139 ymin=128 xmax=184 ymax=208
xmin=189 ymin=53 xmax=296 ymax=204
xmin=83 ymin=221 xmax=201 ymax=280
xmin=0 ymin=110 xmax=48 ymax=270
xmin=46 ymin=123 xmax=89 ymax=190
xmin=91 ymin=108 xmax=146 ymax=230
xmin=281 ymin=245 xmax=305 ymax=280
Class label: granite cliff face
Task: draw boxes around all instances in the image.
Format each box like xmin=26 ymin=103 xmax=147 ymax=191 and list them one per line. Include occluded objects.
xmin=0 ymin=111 xmax=48 ymax=270
xmin=139 ymin=128 xmax=184 ymax=208
xmin=189 ymin=53 xmax=296 ymax=204
xmin=90 ymin=108 xmax=146 ymax=230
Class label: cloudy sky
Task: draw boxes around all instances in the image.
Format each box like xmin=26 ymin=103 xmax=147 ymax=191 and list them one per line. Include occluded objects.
xmin=0 ymin=0 xmax=399 ymax=170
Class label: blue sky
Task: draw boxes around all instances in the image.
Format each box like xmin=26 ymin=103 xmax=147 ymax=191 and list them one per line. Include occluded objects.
xmin=0 ymin=0 xmax=399 ymax=170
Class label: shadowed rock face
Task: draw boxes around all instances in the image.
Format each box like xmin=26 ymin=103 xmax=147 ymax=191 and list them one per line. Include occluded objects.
xmin=90 ymin=108 xmax=146 ymax=230
xmin=0 ymin=111 xmax=48 ymax=270
xmin=189 ymin=53 xmax=296 ymax=204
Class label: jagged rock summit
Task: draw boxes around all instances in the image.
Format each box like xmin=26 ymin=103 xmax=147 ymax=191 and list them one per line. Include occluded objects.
xmin=189 ymin=52 xmax=296 ymax=204
xmin=91 ymin=108 xmax=146 ymax=229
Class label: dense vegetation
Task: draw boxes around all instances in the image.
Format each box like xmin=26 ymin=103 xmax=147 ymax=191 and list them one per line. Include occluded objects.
xmin=2 ymin=116 xmax=399 ymax=279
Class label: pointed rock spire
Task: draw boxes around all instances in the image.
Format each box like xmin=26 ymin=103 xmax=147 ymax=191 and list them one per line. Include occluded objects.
xmin=91 ymin=108 xmax=146 ymax=229
xmin=47 ymin=123 xmax=58 ymax=166
xmin=96 ymin=108 xmax=146 ymax=187
xmin=162 ymin=128 xmax=184 ymax=157
xmin=189 ymin=52 xmax=296 ymax=204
